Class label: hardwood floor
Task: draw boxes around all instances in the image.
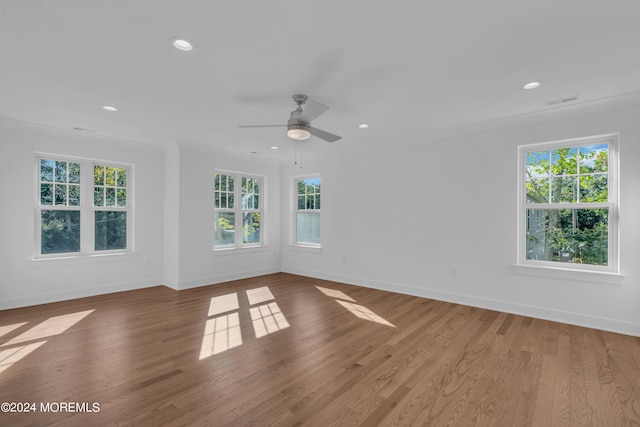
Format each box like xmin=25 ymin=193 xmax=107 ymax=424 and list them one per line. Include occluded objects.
xmin=1 ymin=273 xmax=639 ymax=426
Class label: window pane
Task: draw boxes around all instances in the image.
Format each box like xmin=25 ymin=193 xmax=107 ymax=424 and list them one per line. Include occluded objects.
xmin=105 ymin=187 xmax=116 ymax=207
xmin=55 ymin=184 xmax=67 ymax=205
xmin=526 ymin=208 xmax=608 ymax=266
xmin=116 ymin=168 xmax=127 ymax=187
xmin=41 ymin=160 xmax=54 ymax=182
xmin=579 ymin=174 xmax=608 ymax=202
xmin=228 ymin=176 xmax=234 ymax=192
xmin=69 ymin=163 xmax=81 ymax=184
xmin=95 ymin=211 xmax=127 ymax=251
xmin=297 ymin=212 xmax=320 ymax=244
xmin=551 ymin=177 xmax=576 ymax=203
xmin=41 ymin=210 xmax=80 ymax=254
xmin=214 ymin=174 xmax=220 ymax=191
xmin=306 ymin=196 xmax=315 ymax=210
xmin=105 ymin=167 xmax=116 ymax=186
xmin=215 ymin=212 xmax=235 ymax=246
xmin=243 ymin=212 xmax=260 ymax=244
xmin=298 ymin=195 xmax=305 ymax=210
xmin=54 ymin=161 xmax=67 ymax=183
xmin=526 ymin=152 xmax=549 ymax=181
xmin=314 ymin=194 xmax=320 ymax=210
xmin=579 ymin=144 xmax=608 ymax=173
xmin=69 ymin=185 xmax=80 ymax=206
xmin=551 ymin=148 xmax=577 ymax=175
xmin=94 ymin=186 xmax=104 ymax=206
xmin=41 ymin=183 xmax=53 ymax=205
xmin=94 ymin=165 xmax=104 ymax=185
xmin=526 ymin=178 xmax=549 ymax=203
xmin=298 ymin=181 xmax=305 ymax=195
xmin=117 ymin=189 xmax=127 ymax=207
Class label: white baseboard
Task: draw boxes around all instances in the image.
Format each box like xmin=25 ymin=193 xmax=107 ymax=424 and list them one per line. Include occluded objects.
xmin=0 ymin=278 xmax=163 ymax=310
xmin=0 ymin=268 xmax=280 ymax=310
xmin=172 ymin=267 xmax=281 ymax=290
xmin=281 ymin=266 xmax=640 ymax=337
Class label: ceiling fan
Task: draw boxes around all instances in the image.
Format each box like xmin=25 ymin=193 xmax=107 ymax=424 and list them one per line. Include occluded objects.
xmin=238 ymin=94 xmax=342 ymax=143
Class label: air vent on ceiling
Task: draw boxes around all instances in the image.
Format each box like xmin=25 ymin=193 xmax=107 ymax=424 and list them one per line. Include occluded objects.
xmin=71 ymin=127 xmax=97 ymax=133
xmin=544 ymin=95 xmax=580 ymax=106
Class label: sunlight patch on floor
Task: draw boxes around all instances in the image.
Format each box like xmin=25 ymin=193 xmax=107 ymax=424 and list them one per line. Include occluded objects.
xmin=335 ymin=300 xmax=395 ymax=327
xmin=0 ymin=341 xmax=46 ymax=374
xmin=316 ymin=287 xmax=395 ymax=328
xmin=200 ymin=287 xmax=290 ymax=359
xmin=0 ymin=309 xmax=95 ymax=374
xmin=250 ymin=302 xmax=290 ymax=338
xmin=246 ymin=286 xmax=275 ymax=305
xmin=199 ymin=312 xmax=243 ymax=359
xmin=1 ymin=310 xmax=95 ymax=347
xmin=0 ymin=323 xmax=27 ymax=340
xmin=315 ymin=286 xmax=356 ymax=302
xmin=208 ymin=292 xmax=239 ymax=316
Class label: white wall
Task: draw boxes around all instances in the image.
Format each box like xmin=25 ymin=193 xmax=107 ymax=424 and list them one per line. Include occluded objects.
xmin=0 ymin=121 xmax=165 ymax=309
xmin=166 ymin=142 xmax=282 ymax=290
xmin=0 ymin=123 xmax=282 ymax=307
xmin=281 ymin=104 xmax=640 ymax=336
xmin=3 ymin=104 xmax=639 ymax=336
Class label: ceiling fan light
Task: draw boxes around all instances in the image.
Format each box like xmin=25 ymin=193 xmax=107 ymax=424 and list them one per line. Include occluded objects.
xmin=287 ymin=127 xmax=310 ymax=140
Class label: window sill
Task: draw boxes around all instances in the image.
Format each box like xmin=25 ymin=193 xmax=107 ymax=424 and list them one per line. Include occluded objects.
xmin=511 ymin=264 xmax=624 ymax=285
xmin=288 ymin=244 xmax=322 ymax=254
xmin=212 ymin=245 xmax=270 ymax=256
xmin=32 ymin=251 xmax=138 ymax=266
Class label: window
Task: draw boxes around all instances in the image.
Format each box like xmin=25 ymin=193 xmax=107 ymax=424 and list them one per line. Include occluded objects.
xmin=214 ymin=171 xmax=263 ymax=249
xmin=37 ymin=155 xmax=132 ymax=257
xmin=294 ymin=175 xmax=321 ymax=246
xmin=517 ymin=134 xmax=618 ymax=272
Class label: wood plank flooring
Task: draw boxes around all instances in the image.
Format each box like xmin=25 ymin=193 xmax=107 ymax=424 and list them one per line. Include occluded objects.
xmin=1 ymin=273 xmax=639 ymax=426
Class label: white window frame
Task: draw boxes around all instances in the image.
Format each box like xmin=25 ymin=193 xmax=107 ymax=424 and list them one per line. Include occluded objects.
xmin=291 ymin=174 xmax=321 ymax=249
xmin=213 ymin=170 xmax=265 ymax=250
xmin=35 ymin=153 xmax=133 ymax=259
xmin=516 ymin=134 xmax=619 ymax=274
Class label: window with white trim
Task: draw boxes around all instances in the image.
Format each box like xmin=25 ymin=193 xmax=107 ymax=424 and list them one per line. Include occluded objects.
xmin=37 ymin=155 xmax=132 ymax=257
xmin=214 ymin=171 xmax=263 ymax=248
xmin=517 ymin=134 xmax=618 ymax=272
xmin=294 ymin=175 xmax=321 ymax=246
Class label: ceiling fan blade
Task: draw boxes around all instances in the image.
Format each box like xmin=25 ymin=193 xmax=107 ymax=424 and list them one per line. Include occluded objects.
xmin=300 ymin=100 xmax=329 ymax=123
xmin=309 ymin=126 xmax=342 ymax=143
xmin=237 ymin=124 xmax=287 ymax=128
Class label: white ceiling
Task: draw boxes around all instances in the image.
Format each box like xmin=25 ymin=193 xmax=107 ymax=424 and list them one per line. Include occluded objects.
xmin=1 ymin=1 xmax=640 ymax=162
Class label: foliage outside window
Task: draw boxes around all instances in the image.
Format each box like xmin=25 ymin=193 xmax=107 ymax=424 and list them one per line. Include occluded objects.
xmin=38 ymin=156 xmax=131 ymax=257
xmin=295 ymin=176 xmax=321 ymax=246
xmin=214 ymin=172 xmax=263 ymax=248
xmin=518 ymin=135 xmax=618 ymax=272
xmin=93 ymin=165 xmax=128 ymax=251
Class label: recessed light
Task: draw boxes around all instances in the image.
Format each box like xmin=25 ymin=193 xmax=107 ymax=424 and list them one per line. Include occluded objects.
xmin=270 ymin=146 xmax=279 ymax=150
xmin=358 ymin=123 xmax=369 ymax=129
xmin=523 ymin=81 xmax=541 ymax=90
xmin=102 ymin=105 xmax=118 ymax=112
xmin=170 ymin=37 xmax=195 ymax=52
